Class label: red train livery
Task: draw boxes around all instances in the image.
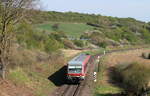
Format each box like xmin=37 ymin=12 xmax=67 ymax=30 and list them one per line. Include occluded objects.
xmin=67 ymin=54 xmax=91 ymax=82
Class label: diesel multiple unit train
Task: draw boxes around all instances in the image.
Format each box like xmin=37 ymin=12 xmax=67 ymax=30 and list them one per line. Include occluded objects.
xmin=67 ymin=53 xmax=91 ymax=82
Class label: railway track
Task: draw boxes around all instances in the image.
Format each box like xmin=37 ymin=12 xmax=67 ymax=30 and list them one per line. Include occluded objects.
xmin=61 ymin=84 xmax=79 ymax=96
xmin=61 ymin=82 xmax=85 ymax=96
xmin=53 ymin=47 xmax=149 ymax=96
xmin=59 ymin=55 xmax=96 ymax=96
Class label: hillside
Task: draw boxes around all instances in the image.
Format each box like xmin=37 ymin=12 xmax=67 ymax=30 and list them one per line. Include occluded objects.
xmin=36 ymin=22 xmax=94 ymax=37
xmin=31 ymin=11 xmax=150 ymax=47
xmin=95 ymin=49 xmax=150 ymax=96
xmin=1 ymin=10 xmax=150 ymax=96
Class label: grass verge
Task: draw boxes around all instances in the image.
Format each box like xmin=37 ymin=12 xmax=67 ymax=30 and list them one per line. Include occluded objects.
xmin=94 ymin=56 xmax=121 ymax=96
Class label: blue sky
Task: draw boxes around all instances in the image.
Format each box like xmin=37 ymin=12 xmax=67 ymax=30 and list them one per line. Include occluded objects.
xmin=40 ymin=0 xmax=150 ymax=22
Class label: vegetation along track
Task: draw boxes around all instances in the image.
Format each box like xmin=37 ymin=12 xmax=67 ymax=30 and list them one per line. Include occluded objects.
xmin=53 ymin=46 xmax=149 ymax=96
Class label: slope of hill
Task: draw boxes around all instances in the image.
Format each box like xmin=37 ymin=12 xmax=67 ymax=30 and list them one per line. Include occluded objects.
xmin=1 ymin=10 xmax=150 ymax=96
xmin=32 ymin=11 xmax=150 ymax=46
xmin=36 ymin=22 xmax=94 ymax=37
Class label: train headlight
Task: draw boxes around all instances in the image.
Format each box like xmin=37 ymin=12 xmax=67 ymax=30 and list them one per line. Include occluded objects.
xmin=80 ymin=76 xmax=85 ymax=80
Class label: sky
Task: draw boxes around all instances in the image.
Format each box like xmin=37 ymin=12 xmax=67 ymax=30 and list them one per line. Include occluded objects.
xmin=40 ymin=0 xmax=150 ymax=22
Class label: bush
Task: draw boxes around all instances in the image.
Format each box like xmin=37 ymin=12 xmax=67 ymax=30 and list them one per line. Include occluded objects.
xmin=8 ymin=68 xmax=30 ymax=85
xmin=16 ymin=22 xmax=48 ymax=49
xmin=16 ymin=22 xmax=64 ymax=53
xmin=52 ymin=23 xmax=59 ymax=31
xmin=49 ymin=31 xmax=67 ymax=41
xmin=44 ymin=38 xmax=64 ymax=53
xmin=142 ymin=52 xmax=150 ymax=59
xmin=73 ymin=40 xmax=84 ymax=47
xmin=109 ymin=62 xmax=150 ymax=96
xmin=86 ymin=22 xmax=100 ymax=27
xmin=98 ymin=42 xmax=107 ymax=48
xmin=9 ymin=48 xmax=37 ymax=69
xmin=62 ymin=39 xmax=76 ymax=49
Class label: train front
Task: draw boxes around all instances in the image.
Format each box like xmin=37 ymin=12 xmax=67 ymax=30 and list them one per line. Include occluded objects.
xmin=67 ymin=65 xmax=84 ymax=81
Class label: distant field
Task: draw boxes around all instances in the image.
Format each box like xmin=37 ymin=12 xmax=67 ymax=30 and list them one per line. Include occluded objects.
xmin=36 ymin=22 xmax=94 ymax=37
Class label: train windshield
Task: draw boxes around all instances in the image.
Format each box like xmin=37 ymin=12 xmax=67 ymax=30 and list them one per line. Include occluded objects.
xmin=68 ymin=66 xmax=82 ymax=73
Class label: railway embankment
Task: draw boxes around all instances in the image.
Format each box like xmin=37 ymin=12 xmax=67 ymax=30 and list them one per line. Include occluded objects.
xmin=95 ymin=48 xmax=150 ymax=96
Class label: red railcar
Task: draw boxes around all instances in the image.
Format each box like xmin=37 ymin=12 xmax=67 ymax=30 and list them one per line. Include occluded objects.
xmin=67 ymin=54 xmax=91 ymax=82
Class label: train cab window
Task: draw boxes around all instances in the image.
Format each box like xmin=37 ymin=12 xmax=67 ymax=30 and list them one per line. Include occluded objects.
xmin=69 ymin=68 xmax=81 ymax=73
xmin=68 ymin=66 xmax=82 ymax=73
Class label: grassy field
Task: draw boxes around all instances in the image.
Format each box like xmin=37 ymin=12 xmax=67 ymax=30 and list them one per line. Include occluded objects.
xmin=94 ymin=56 xmax=121 ymax=96
xmin=36 ymin=22 xmax=94 ymax=37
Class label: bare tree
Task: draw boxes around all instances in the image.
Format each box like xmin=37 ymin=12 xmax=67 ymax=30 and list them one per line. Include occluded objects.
xmin=0 ymin=0 xmax=38 ymax=79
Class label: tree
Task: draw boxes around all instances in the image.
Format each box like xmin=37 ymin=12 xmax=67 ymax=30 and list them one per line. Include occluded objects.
xmin=52 ymin=23 xmax=59 ymax=31
xmin=73 ymin=40 xmax=84 ymax=47
xmin=0 ymin=0 xmax=38 ymax=79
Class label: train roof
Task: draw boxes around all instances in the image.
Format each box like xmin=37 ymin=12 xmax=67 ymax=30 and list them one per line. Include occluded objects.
xmin=68 ymin=54 xmax=90 ymax=65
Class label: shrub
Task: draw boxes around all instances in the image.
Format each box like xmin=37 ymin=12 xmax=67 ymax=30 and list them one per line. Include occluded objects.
xmin=49 ymin=31 xmax=67 ymax=41
xmin=44 ymin=38 xmax=64 ymax=53
xmin=16 ymin=22 xmax=48 ymax=50
xmin=98 ymin=42 xmax=107 ymax=48
xmin=16 ymin=22 xmax=64 ymax=53
xmin=62 ymin=39 xmax=76 ymax=49
xmin=86 ymin=22 xmax=100 ymax=27
xmin=52 ymin=23 xmax=59 ymax=31
xmin=73 ymin=40 xmax=84 ymax=47
xmin=8 ymin=68 xmax=30 ymax=85
xmin=109 ymin=62 xmax=150 ymax=96
xmin=142 ymin=52 xmax=150 ymax=59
